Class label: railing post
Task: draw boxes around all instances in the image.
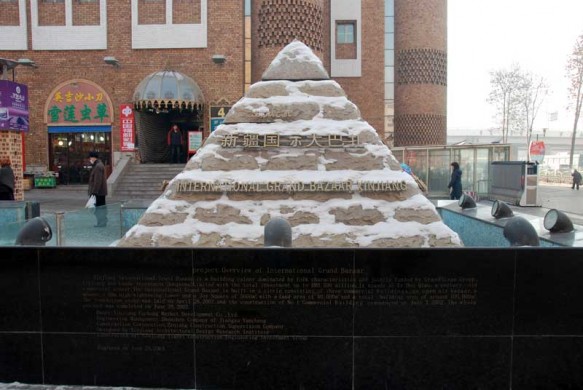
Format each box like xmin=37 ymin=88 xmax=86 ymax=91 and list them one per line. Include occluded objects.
xmin=55 ymin=211 xmax=65 ymax=247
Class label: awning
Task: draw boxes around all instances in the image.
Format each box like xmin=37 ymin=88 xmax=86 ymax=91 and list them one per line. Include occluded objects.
xmin=48 ymin=125 xmax=111 ymax=133
xmin=133 ymin=70 xmax=205 ymax=112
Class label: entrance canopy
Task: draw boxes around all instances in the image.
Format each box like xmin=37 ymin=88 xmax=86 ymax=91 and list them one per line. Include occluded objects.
xmin=133 ymin=70 xmax=204 ymax=112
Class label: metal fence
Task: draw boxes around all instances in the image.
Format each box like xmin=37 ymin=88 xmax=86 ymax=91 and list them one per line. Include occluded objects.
xmin=392 ymin=144 xmax=512 ymax=198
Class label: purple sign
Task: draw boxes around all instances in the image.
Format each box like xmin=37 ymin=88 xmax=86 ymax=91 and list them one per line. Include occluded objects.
xmin=0 ymin=80 xmax=29 ymax=132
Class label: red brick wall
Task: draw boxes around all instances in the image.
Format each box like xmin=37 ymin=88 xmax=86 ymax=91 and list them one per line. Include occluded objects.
xmin=0 ymin=132 xmax=24 ymax=201
xmin=73 ymin=1 xmax=101 ymax=26
xmin=138 ymin=0 xmax=165 ymax=25
xmin=394 ymin=0 xmax=447 ymax=146
xmin=335 ymin=42 xmax=357 ymax=60
xmin=333 ymin=0 xmax=385 ymax=138
xmin=173 ymin=0 xmax=200 ymax=24
xmin=38 ymin=2 xmax=66 ymax=26
xmin=1 ymin=0 xmax=245 ymax=168
xmin=0 ymin=2 xmax=20 ymax=26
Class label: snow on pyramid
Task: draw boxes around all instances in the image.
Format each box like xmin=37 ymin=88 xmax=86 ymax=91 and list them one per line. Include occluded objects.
xmin=118 ymin=41 xmax=462 ymax=248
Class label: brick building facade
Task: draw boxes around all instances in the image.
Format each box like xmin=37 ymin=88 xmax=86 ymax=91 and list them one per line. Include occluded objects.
xmin=0 ymin=0 xmax=447 ymax=196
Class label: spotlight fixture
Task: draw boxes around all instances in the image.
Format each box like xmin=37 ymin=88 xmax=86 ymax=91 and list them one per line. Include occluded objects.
xmin=458 ymin=193 xmax=476 ymax=209
xmin=543 ymin=209 xmax=574 ymax=233
xmin=103 ymin=56 xmax=120 ymax=67
xmin=264 ymin=217 xmax=292 ymax=247
xmin=212 ymin=54 xmax=226 ymax=64
xmin=491 ymin=200 xmax=514 ymax=219
xmin=15 ymin=217 xmax=52 ymax=246
xmin=503 ymin=216 xmax=540 ymax=247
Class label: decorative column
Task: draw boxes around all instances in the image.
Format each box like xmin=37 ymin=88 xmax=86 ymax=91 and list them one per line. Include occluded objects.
xmin=394 ymin=0 xmax=447 ymax=146
xmin=251 ymin=0 xmax=325 ymax=82
xmin=0 ymin=131 xmax=24 ymax=200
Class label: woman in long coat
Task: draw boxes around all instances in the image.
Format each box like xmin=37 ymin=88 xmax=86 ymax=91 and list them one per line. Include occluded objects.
xmin=0 ymin=158 xmax=15 ymax=200
xmin=448 ymin=161 xmax=463 ymax=200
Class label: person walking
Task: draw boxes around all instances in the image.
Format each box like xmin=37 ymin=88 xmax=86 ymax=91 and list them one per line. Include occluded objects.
xmin=448 ymin=161 xmax=463 ymax=200
xmin=87 ymin=151 xmax=108 ymax=227
xmin=572 ymin=169 xmax=582 ymax=190
xmin=0 ymin=157 xmax=15 ymax=200
xmin=167 ymin=124 xmax=184 ymax=164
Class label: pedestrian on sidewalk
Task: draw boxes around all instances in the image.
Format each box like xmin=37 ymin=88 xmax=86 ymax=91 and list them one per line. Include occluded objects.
xmin=0 ymin=157 xmax=15 ymax=200
xmin=448 ymin=161 xmax=463 ymax=200
xmin=88 ymin=151 xmax=108 ymax=227
xmin=572 ymin=169 xmax=582 ymax=190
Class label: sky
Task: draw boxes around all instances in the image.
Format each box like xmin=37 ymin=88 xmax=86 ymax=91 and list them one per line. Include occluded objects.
xmin=447 ymin=0 xmax=583 ymax=134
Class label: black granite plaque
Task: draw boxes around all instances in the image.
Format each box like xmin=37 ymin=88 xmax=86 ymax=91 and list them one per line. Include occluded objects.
xmin=43 ymin=333 xmax=195 ymax=388
xmin=354 ymin=249 xmax=515 ymax=336
xmin=512 ymin=336 xmax=583 ymax=389
xmin=515 ymin=248 xmax=583 ymax=335
xmin=195 ymin=337 xmax=352 ymax=390
xmin=3 ymin=246 xmax=583 ymax=389
xmin=193 ymin=249 xmax=354 ymax=337
xmin=0 ymin=333 xmax=43 ymax=384
xmin=39 ymin=248 xmax=193 ymax=333
xmin=354 ymin=336 xmax=511 ymax=389
xmin=0 ymin=248 xmax=41 ymax=331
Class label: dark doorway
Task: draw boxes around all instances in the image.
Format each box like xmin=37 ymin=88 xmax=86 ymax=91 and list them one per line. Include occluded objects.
xmin=135 ymin=110 xmax=202 ymax=163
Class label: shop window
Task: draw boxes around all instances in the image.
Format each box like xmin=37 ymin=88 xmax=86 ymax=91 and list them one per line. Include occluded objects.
xmin=336 ymin=21 xmax=356 ymax=59
xmin=49 ymin=131 xmax=111 ymax=185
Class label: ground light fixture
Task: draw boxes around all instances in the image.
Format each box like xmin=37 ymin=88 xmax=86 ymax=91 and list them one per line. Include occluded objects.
xmin=264 ymin=217 xmax=292 ymax=247
xmin=491 ymin=200 xmax=514 ymax=219
xmin=543 ymin=209 xmax=574 ymax=233
xmin=458 ymin=193 xmax=476 ymax=209
xmin=503 ymin=216 xmax=540 ymax=247
xmin=15 ymin=217 xmax=52 ymax=246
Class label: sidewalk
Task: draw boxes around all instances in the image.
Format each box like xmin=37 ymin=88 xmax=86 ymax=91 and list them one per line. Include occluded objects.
xmin=23 ymin=185 xmax=146 ymax=215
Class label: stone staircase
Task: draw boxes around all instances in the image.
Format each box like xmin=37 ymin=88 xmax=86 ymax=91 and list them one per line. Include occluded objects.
xmin=112 ymin=163 xmax=184 ymax=201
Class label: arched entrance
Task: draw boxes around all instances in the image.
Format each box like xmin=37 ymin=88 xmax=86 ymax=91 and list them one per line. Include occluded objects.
xmin=133 ymin=71 xmax=205 ymax=163
xmin=44 ymin=79 xmax=113 ymax=185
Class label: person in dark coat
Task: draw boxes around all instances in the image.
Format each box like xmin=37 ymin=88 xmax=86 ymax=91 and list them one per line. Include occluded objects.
xmin=0 ymin=157 xmax=15 ymax=200
xmin=572 ymin=169 xmax=582 ymax=190
xmin=448 ymin=161 xmax=463 ymax=200
xmin=167 ymin=124 xmax=184 ymax=164
xmin=87 ymin=152 xmax=108 ymax=227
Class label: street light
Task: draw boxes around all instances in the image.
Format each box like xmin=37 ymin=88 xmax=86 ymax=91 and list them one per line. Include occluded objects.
xmin=0 ymin=57 xmax=37 ymax=81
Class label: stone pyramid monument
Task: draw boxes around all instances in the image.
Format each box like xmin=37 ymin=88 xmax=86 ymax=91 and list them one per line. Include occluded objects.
xmin=118 ymin=41 xmax=462 ymax=248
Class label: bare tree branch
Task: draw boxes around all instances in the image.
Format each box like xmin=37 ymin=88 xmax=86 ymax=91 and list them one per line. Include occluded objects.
xmin=567 ymin=33 xmax=583 ymax=168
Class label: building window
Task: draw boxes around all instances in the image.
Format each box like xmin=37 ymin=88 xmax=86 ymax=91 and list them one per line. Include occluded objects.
xmin=42 ymin=0 xmax=65 ymax=3
xmin=335 ymin=21 xmax=356 ymax=60
xmin=337 ymin=22 xmax=355 ymax=44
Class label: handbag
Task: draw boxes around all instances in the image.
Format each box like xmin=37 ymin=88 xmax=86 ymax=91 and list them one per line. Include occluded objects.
xmin=85 ymin=195 xmax=96 ymax=208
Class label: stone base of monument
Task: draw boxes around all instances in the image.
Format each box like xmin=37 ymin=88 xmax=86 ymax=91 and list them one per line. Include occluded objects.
xmin=118 ymin=41 xmax=461 ymax=248
xmin=3 ymin=246 xmax=583 ymax=388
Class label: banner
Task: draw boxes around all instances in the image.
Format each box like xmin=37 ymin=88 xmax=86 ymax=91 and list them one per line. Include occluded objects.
xmin=120 ymin=104 xmax=135 ymax=151
xmin=188 ymin=131 xmax=203 ymax=154
xmin=0 ymin=80 xmax=29 ymax=132
xmin=529 ymin=140 xmax=545 ymax=163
